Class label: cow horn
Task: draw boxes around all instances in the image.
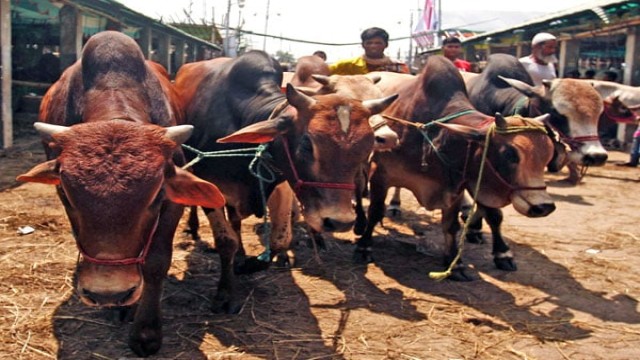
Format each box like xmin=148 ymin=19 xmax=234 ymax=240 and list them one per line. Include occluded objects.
xmin=311 ymin=74 xmax=330 ymax=86
xmin=494 ymin=112 xmax=508 ymax=129
xmin=286 ymin=83 xmax=316 ymax=109
xmin=34 ymin=122 xmax=70 ymax=137
xmin=165 ymin=125 xmax=194 ymax=145
xmin=363 ymin=94 xmax=399 ymax=115
xmin=498 ymin=75 xmax=545 ymax=98
xmin=368 ymin=74 xmax=382 ymax=84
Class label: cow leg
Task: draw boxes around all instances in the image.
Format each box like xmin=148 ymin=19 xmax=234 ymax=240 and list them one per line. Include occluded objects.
xmin=461 ymin=192 xmax=484 ymax=244
xmin=354 ymin=174 xmax=389 ymax=263
xmin=353 ymin=164 xmax=369 ymax=236
xmin=226 ymin=205 xmax=246 ymax=270
xmin=239 ymin=182 xmax=294 ymax=272
xmin=183 ymin=206 xmax=201 ymax=241
xmin=128 ymin=203 xmax=182 ymax=356
xmin=387 ymin=187 xmax=402 ymax=217
xmin=483 ymin=207 xmax=517 ymax=271
xmin=205 ymin=207 xmax=243 ymax=314
xmin=441 ymin=203 xmax=476 ymax=282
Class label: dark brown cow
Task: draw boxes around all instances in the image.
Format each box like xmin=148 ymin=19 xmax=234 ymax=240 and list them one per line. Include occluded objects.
xmin=16 ymin=31 xmax=224 ymax=357
xmin=174 ymin=50 xmax=396 ymax=313
xmin=358 ymin=55 xmax=556 ymax=281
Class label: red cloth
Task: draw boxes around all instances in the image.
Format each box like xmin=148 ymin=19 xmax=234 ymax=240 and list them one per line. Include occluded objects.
xmin=453 ymin=59 xmax=472 ymax=72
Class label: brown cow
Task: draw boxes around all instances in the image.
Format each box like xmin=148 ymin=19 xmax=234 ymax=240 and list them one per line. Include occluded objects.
xmin=16 ymin=31 xmax=224 ymax=357
xmin=357 ymin=55 xmax=556 ymax=281
xmin=174 ymin=50 xmax=396 ymax=313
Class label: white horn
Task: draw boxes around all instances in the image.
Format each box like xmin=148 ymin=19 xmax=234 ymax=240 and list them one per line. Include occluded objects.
xmin=165 ymin=125 xmax=194 ymax=145
xmin=34 ymin=122 xmax=70 ymax=136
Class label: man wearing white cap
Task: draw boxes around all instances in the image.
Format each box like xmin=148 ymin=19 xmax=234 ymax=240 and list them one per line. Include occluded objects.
xmin=519 ymin=32 xmax=558 ymax=86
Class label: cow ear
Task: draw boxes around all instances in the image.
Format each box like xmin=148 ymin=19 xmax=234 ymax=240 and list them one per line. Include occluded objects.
xmin=16 ymin=160 xmax=60 ymax=185
xmin=217 ymin=116 xmax=294 ymax=143
xmin=165 ymin=167 xmax=225 ymax=208
xmin=434 ymin=122 xmax=486 ymax=140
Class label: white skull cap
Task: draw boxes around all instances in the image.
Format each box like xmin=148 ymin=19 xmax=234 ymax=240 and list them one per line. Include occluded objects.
xmin=532 ymin=32 xmax=556 ymax=46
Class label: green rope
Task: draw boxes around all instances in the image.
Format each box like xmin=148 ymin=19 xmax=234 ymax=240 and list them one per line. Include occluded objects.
xmin=181 ymin=143 xmax=276 ymax=262
xmin=428 ymin=118 xmax=548 ymax=281
xmin=180 ymin=144 xmax=264 ymax=170
xmin=249 ymin=144 xmax=276 ymax=262
xmin=419 ymin=109 xmax=476 ymax=166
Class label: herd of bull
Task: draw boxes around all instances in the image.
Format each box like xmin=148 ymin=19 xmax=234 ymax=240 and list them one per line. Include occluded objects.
xmin=14 ymin=31 xmax=640 ymax=356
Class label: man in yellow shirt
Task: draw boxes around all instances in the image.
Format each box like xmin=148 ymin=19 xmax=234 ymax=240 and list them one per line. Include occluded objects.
xmin=329 ymin=27 xmax=409 ymax=75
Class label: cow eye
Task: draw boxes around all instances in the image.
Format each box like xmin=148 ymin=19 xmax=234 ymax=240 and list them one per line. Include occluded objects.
xmin=501 ymin=145 xmax=519 ymax=163
xmin=297 ymin=134 xmax=314 ymax=159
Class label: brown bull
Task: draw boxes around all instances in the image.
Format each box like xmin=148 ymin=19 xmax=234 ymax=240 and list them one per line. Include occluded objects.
xmin=16 ymin=31 xmax=224 ymax=357
xmin=357 ymin=55 xmax=556 ymax=281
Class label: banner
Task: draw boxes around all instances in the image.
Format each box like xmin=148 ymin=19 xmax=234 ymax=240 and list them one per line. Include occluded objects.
xmin=412 ymin=0 xmax=439 ymax=48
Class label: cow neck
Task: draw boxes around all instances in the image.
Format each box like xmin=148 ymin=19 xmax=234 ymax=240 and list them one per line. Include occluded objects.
xmin=75 ymin=215 xmax=160 ymax=266
xmin=279 ymin=136 xmax=356 ymax=196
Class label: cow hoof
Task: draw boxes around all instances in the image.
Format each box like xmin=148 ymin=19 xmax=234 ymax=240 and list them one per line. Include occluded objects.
xmin=352 ymin=247 xmax=374 ymax=264
xmin=273 ymin=250 xmax=295 ymax=268
xmin=182 ymin=228 xmax=201 ymax=241
xmin=465 ymin=232 xmax=484 ymax=244
xmin=386 ymin=205 xmax=402 ymax=217
xmin=494 ymin=257 xmax=518 ymax=271
xmin=129 ymin=326 xmax=162 ymax=357
xmin=448 ymin=265 xmax=477 ymax=282
xmin=212 ymin=292 xmax=243 ymax=314
xmin=235 ymin=256 xmax=271 ymax=274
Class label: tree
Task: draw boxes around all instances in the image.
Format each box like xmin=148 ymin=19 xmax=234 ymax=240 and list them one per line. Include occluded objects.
xmin=275 ymin=50 xmax=295 ymax=65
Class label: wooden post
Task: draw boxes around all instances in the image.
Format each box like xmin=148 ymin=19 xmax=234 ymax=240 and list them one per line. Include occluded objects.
xmin=138 ymin=27 xmax=152 ymax=59
xmin=156 ymin=33 xmax=170 ymax=73
xmin=173 ymin=39 xmax=185 ymax=73
xmin=59 ymin=5 xmax=83 ymax=71
xmin=0 ymin=0 xmax=12 ymax=149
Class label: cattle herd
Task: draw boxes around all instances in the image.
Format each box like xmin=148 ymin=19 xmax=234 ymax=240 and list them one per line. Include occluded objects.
xmin=15 ymin=31 xmax=640 ymax=356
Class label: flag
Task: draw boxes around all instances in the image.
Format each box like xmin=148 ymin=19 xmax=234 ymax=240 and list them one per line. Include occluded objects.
xmin=412 ymin=0 xmax=439 ymax=49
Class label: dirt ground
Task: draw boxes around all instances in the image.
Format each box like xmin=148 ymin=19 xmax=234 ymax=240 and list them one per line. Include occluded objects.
xmin=1 ymin=133 xmax=639 ymax=360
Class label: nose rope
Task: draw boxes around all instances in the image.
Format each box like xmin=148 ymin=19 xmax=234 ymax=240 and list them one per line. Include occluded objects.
xmin=76 ymin=216 xmax=160 ymax=266
xmin=280 ymin=136 xmax=356 ymax=195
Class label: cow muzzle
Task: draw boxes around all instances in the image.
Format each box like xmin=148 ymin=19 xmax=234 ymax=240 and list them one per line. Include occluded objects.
xmin=76 ymin=264 xmax=144 ymax=307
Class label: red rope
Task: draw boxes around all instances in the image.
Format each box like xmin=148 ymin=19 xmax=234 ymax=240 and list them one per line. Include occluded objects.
xmin=281 ymin=137 xmax=356 ymax=194
xmin=76 ymin=216 xmax=159 ymax=266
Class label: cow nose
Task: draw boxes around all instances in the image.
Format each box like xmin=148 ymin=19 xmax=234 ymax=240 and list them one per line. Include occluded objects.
xmin=81 ymin=287 xmax=137 ymax=306
xmin=322 ymin=217 xmax=355 ymax=232
xmin=527 ymin=203 xmax=556 ymax=218
xmin=582 ymin=153 xmax=608 ymax=166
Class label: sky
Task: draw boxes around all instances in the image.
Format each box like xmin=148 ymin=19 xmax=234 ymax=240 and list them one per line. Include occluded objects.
xmin=115 ymin=0 xmax=601 ymax=62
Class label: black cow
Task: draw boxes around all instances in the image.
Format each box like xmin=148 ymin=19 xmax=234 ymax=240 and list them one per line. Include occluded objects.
xmin=174 ymin=50 xmax=396 ymax=313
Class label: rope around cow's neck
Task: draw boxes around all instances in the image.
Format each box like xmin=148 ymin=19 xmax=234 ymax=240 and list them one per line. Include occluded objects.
xmin=181 ymin=143 xmax=276 ymax=262
xmin=428 ymin=119 xmax=548 ymax=281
